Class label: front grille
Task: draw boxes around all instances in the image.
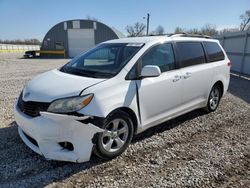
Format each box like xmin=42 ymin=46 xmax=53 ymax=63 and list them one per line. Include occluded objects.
xmin=17 ymin=94 xmax=50 ymax=117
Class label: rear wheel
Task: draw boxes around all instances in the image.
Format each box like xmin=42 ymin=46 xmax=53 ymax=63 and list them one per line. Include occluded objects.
xmin=205 ymin=85 xmax=222 ymax=112
xmin=94 ymin=110 xmax=134 ymax=159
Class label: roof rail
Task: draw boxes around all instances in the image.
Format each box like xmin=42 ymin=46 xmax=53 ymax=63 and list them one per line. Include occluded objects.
xmin=169 ymin=33 xmax=211 ymax=39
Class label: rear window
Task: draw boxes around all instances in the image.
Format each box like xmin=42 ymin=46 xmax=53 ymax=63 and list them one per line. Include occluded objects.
xmin=176 ymin=42 xmax=206 ymax=68
xmin=204 ymin=41 xmax=225 ymax=62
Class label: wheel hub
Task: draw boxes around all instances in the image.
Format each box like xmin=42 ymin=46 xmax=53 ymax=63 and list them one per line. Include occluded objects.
xmin=101 ymin=118 xmax=129 ymax=153
xmin=209 ymin=88 xmax=220 ymax=110
xmin=110 ymin=131 xmax=118 ymax=139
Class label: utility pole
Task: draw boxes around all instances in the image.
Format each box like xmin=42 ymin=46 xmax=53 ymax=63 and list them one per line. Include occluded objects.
xmin=146 ymin=13 xmax=150 ymax=36
xmin=143 ymin=13 xmax=150 ymax=36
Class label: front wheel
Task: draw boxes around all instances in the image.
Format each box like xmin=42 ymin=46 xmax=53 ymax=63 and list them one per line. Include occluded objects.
xmin=94 ymin=110 xmax=134 ymax=159
xmin=205 ymin=85 xmax=222 ymax=112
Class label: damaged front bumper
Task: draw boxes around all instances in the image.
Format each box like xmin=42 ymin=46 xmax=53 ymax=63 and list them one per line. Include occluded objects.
xmin=14 ymin=104 xmax=104 ymax=163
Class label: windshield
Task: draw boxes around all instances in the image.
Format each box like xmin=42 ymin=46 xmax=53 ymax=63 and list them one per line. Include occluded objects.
xmin=61 ymin=43 xmax=143 ymax=78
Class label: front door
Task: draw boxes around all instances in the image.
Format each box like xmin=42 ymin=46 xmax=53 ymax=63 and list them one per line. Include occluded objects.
xmin=136 ymin=43 xmax=183 ymax=128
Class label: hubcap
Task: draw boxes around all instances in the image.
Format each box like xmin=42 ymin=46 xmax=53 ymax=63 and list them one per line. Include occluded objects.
xmin=209 ymin=88 xmax=220 ymax=110
xmin=101 ymin=119 xmax=129 ymax=153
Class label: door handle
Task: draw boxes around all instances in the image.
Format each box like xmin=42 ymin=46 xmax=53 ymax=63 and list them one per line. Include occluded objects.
xmin=172 ymin=75 xmax=181 ymax=82
xmin=183 ymin=72 xmax=192 ymax=79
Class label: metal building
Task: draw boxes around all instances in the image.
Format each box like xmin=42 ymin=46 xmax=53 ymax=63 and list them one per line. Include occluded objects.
xmin=41 ymin=19 xmax=125 ymax=58
xmin=215 ymin=30 xmax=250 ymax=76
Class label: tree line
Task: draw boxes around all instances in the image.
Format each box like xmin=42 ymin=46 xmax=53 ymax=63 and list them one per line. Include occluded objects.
xmin=0 ymin=39 xmax=41 ymax=45
xmin=126 ymin=9 xmax=250 ymax=37
xmin=1 ymin=10 xmax=249 ymax=43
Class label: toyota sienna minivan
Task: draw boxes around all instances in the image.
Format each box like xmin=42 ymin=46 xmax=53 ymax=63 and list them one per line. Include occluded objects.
xmin=14 ymin=34 xmax=230 ymax=162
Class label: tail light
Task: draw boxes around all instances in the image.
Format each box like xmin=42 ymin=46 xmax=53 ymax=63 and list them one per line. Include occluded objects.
xmin=227 ymin=61 xmax=231 ymax=67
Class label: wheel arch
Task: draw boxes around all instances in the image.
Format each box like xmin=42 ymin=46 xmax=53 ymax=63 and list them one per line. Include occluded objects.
xmin=213 ymin=80 xmax=224 ymax=97
xmin=108 ymin=107 xmax=139 ymax=135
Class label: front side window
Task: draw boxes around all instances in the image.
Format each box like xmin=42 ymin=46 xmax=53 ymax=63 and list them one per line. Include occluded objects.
xmin=204 ymin=41 xmax=225 ymax=62
xmin=61 ymin=43 xmax=143 ymax=78
xmin=141 ymin=43 xmax=175 ymax=72
xmin=176 ymin=42 xmax=206 ymax=68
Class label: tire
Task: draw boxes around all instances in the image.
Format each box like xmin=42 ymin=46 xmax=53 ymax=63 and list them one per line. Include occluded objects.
xmin=205 ymin=84 xmax=222 ymax=112
xmin=94 ymin=110 xmax=134 ymax=159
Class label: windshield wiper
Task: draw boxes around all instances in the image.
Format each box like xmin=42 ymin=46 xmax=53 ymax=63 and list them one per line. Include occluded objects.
xmin=61 ymin=67 xmax=114 ymax=78
xmin=65 ymin=68 xmax=97 ymax=78
xmin=93 ymin=72 xmax=114 ymax=78
xmin=80 ymin=69 xmax=114 ymax=78
xmin=60 ymin=66 xmax=67 ymax=73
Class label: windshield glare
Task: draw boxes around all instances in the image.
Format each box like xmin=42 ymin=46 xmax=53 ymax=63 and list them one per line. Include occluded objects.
xmin=62 ymin=43 xmax=143 ymax=78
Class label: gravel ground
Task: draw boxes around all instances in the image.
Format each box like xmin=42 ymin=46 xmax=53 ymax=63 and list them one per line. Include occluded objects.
xmin=0 ymin=54 xmax=249 ymax=188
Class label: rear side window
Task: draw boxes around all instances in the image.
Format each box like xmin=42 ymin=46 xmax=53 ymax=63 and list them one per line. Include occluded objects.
xmin=204 ymin=41 xmax=225 ymax=62
xmin=176 ymin=42 xmax=206 ymax=68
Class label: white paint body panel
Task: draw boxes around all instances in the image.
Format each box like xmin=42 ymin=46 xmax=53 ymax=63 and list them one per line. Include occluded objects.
xmin=68 ymin=29 xmax=95 ymax=57
xmin=140 ymin=65 xmax=161 ymax=77
xmin=136 ymin=70 xmax=183 ymax=129
xmin=15 ymin=103 xmax=104 ymax=163
xmin=14 ymin=36 xmax=230 ymax=162
xmin=23 ymin=69 xmax=105 ymax=102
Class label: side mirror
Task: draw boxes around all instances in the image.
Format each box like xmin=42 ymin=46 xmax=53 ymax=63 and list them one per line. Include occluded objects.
xmin=140 ymin=65 xmax=161 ymax=78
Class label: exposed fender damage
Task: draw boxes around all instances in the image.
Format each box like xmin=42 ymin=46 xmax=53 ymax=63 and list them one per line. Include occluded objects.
xmin=15 ymin=105 xmax=104 ymax=163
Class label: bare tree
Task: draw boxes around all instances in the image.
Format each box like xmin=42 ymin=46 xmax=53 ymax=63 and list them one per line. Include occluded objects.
xmin=174 ymin=24 xmax=218 ymax=36
xmin=240 ymin=10 xmax=250 ymax=31
xmin=201 ymin=24 xmax=218 ymax=36
xmin=126 ymin=22 xmax=146 ymax=37
xmin=154 ymin=25 xmax=165 ymax=35
xmin=188 ymin=28 xmax=201 ymax=34
xmin=174 ymin=27 xmax=185 ymax=34
xmin=86 ymin=15 xmax=99 ymax=21
xmin=174 ymin=27 xmax=200 ymax=34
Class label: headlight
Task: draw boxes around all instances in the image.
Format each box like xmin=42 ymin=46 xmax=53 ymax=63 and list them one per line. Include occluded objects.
xmin=47 ymin=94 xmax=94 ymax=113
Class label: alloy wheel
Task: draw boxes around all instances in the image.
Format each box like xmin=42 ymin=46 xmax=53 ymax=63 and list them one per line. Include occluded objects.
xmin=209 ymin=87 xmax=220 ymax=110
xmin=101 ymin=119 xmax=129 ymax=153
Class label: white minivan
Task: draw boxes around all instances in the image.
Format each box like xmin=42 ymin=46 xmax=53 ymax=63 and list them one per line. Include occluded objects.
xmin=14 ymin=34 xmax=230 ymax=162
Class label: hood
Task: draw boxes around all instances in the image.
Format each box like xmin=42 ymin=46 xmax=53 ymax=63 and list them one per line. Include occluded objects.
xmin=23 ymin=69 xmax=105 ymax=102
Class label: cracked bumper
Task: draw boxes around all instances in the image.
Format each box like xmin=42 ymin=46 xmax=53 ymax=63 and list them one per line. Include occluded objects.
xmin=14 ymin=103 xmax=104 ymax=163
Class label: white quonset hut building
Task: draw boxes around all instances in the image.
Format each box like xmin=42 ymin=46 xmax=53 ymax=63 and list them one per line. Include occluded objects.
xmin=41 ymin=19 xmax=125 ymax=58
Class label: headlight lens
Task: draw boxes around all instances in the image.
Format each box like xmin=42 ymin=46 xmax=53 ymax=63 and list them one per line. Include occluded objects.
xmin=47 ymin=94 xmax=94 ymax=113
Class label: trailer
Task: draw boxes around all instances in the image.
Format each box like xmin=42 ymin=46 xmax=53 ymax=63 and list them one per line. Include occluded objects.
xmin=24 ymin=50 xmax=66 ymax=58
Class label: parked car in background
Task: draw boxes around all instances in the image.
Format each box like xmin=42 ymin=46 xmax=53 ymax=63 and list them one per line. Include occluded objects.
xmin=14 ymin=34 xmax=230 ymax=162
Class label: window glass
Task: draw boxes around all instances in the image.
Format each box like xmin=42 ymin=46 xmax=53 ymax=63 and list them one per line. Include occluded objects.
xmin=62 ymin=43 xmax=142 ymax=78
xmin=204 ymin=41 xmax=225 ymax=62
xmin=141 ymin=43 xmax=175 ymax=72
xmin=176 ymin=42 xmax=206 ymax=67
xmin=55 ymin=42 xmax=64 ymax=50
xmin=84 ymin=47 xmax=118 ymax=66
